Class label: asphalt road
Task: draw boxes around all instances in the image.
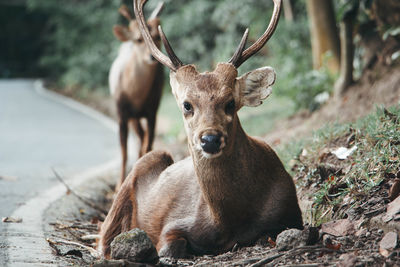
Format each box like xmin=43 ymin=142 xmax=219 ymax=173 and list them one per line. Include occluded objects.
xmin=0 ymin=80 xmax=119 ymax=265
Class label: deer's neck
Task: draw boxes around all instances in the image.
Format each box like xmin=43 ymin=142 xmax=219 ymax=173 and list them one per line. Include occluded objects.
xmin=191 ymin=119 xmax=256 ymax=227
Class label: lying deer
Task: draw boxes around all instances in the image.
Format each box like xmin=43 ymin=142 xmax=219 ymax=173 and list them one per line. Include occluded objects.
xmin=109 ymin=3 xmax=164 ymax=186
xmin=100 ymin=0 xmax=303 ymax=258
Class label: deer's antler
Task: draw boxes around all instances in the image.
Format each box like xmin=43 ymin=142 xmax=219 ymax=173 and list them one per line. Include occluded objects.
xmin=134 ymin=0 xmax=183 ymax=71
xmin=228 ymin=0 xmax=282 ymax=68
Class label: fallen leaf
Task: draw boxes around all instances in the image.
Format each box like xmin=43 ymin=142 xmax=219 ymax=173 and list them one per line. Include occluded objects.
xmin=0 ymin=175 xmax=18 ymax=181
xmin=331 ymin=146 xmax=357 ymax=160
xmin=325 ymin=241 xmax=341 ymax=250
xmin=267 ymin=237 xmax=276 ymax=247
xmin=2 ymin=217 xmax=22 ymax=223
xmin=389 ymin=178 xmax=400 ymax=201
xmin=383 ymin=195 xmax=400 ymax=222
xmin=321 ymin=219 xmax=355 ymax=237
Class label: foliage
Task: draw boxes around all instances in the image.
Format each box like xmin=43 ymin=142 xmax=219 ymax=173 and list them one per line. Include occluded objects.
xmin=27 ymin=0 xmax=121 ymax=91
xmin=277 ymin=105 xmax=400 ymax=225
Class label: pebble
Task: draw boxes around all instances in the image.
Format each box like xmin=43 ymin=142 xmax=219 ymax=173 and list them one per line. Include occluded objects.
xmin=110 ymin=228 xmax=158 ymax=264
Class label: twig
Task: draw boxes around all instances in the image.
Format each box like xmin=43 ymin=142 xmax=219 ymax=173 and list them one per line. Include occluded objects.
xmin=265 ymin=245 xmax=343 ymax=267
xmin=81 ymin=234 xmax=100 ymax=240
xmin=46 ymin=238 xmax=101 ymax=258
xmin=249 ymin=253 xmax=284 ymax=267
xmin=52 ymin=168 xmax=108 ymax=216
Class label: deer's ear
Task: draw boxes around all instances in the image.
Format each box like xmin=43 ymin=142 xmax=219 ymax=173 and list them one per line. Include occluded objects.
xmin=113 ymin=25 xmax=130 ymax=42
xmin=236 ymin=66 xmax=275 ymax=107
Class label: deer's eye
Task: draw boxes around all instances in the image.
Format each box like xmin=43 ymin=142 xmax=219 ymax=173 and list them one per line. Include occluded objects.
xmin=183 ymin=102 xmax=193 ymax=114
xmin=225 ymin=100 xmax=235 ymax=114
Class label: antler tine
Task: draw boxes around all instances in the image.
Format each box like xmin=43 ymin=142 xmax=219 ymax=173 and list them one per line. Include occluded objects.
xmin=133 ymin=0 xmax=182 ymax=71
xmin=228 ymin=28 xmax=249 ymax=66
xmin=158 ymin=25 xmax=183 ymax=69
xmin=119 ymin=5 xmax=133 ymax=21
xmin=149 ymin=2 xmax=164 ymax=20
xmin=230 ymin=0 xmax=282 ymax=68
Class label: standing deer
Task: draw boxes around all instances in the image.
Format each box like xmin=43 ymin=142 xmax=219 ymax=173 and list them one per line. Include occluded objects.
xmin=99 ymin=0 xmax=303 ymax=258
xmin=109 ymin=3 xmax=164 ymax=187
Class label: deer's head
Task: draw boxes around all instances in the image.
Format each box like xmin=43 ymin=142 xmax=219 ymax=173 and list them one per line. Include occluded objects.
xmin=113 ymin=3 xmax=164 ymax=64
xmin=134 ymin=0 xmax=281 ymax=158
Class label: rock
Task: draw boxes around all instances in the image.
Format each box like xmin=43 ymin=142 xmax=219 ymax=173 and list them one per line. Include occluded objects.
xmin=276 ymin=227 xmax=318 ymax=251
xmin=110 ymin=228 xmax=158 ymax=264
xmin=379 ymin=231 xmax=398 ymax=250
xmin=276 ymin=229 xmax=304 ymax=251
xmin=379 ymin=231 xmax=398 ymax=258
xmin=321 ymin=219 xmax=355 ymax=237
xmin=338 ymin=253 xmax=358 ymax=267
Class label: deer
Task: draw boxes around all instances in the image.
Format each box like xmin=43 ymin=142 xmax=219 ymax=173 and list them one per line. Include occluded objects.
xmin=109 ymin=3 xmax=164 ymax=187
xmin=99 ymin=0 xmax=303 ymax=259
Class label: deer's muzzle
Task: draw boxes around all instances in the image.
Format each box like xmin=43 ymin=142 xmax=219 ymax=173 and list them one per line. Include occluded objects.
xmin=200 ymin=134 xmax=223 ymax=154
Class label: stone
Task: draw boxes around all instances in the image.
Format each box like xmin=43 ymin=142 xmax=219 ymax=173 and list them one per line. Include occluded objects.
xmin=275 ymin=227 xmax=318 ymax=251
xmin=379 ymin=231 xmax=398 ymax=250
xmin=110 ymin=228 xmax=158 ymax=264
xmin=338 ymin=253 xmax=358 ymax=267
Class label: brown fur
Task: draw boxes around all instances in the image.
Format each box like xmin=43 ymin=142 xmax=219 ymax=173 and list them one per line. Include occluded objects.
xmin=110 ymin=11 xmax=164 ymax=188
xmin=99 ymin=63 xmax=303 ymax=258
xmin=98 ymin=150 xmax=173 ymax=258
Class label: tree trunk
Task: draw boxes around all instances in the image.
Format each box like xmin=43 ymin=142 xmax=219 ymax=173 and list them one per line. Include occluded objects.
xmin=334 ymin=18 xmax=355 ymax=97
xmin=283 ymin=0 xmax=294 ymax=22
xmin=306 ymin=0 xmax=340 ymax=73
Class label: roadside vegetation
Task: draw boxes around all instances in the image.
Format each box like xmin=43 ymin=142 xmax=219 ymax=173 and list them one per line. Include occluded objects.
xmin=278 ymin=105 xmax=400 ymax=226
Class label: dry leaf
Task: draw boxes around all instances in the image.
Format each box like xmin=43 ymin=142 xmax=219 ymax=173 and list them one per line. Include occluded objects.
xmin=321 ymin=219 xmax=355 ymax=236
xmin=389 ymin=178 xmax=400 ymax=201
xmin=383 ymin=195 xmax=400 ymax=222
xmin=267 ymin=237 xmax=276 ymax=247
xmin=2 ymin=217 xmax=22 ymax=223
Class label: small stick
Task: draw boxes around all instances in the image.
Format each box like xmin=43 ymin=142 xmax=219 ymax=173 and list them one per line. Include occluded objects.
xmin=46 ymin=238 xmax=101 ymax=258
xmin=81 ymin=234 xmax=100 ymax=241
xmin=52 ymin=168 xmax=108 ymax=216
xmin=249 ymin=253 xmax=284 ymax=267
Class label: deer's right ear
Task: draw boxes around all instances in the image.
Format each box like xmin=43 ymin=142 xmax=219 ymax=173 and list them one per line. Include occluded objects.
xmin=236 ymin=66 xmax=276 ymax=107
xmin=113 ymin=25 xmax=130 ymax=42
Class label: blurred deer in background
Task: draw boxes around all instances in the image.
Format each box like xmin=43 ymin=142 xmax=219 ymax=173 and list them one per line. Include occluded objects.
xmin=99 ymin=0 xmax=303 ymax=258
xmin=109 ymin=3 xmax=164 ymax=187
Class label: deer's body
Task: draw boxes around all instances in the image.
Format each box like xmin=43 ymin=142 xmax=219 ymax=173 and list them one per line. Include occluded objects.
xmin=110 ymin=6 xmax=164 ymax=186
xmin=100 ymin=64 xmax=303 ymax=257
xmin=99 ymin=0 xmax=303 ymax=259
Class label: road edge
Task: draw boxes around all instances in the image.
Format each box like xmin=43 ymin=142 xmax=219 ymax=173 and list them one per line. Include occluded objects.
xmin=6 ymin=80 xmax=119 ymax=266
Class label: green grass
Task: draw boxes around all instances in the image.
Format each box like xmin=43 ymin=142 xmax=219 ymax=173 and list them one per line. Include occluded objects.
xmin=277 ymin=104 xmax=400 ymax=226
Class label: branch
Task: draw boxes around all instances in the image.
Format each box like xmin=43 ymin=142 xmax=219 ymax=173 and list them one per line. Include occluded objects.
xmin=52 ymin=168 xmax=108 ymax=217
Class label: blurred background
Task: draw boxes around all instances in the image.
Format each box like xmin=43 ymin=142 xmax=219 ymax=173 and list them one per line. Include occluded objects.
xmin=1 ymin=0 xmax=399 ymax=140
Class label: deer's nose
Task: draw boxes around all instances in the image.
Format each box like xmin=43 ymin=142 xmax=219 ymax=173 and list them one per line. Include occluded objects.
xmin=200 ymin=134 xmax=222 ymax=154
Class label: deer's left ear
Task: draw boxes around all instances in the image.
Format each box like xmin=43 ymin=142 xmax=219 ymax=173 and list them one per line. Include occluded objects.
xmin=236 ymin=66 xmax=276 ymax=107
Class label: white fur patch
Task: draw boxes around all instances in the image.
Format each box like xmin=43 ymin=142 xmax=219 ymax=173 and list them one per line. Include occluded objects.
xmin=109 ymin=42 xmax=134 ymax=96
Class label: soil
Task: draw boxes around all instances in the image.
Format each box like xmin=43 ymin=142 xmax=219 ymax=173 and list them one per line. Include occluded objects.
xmin=265 ymin=63 xmax=400 ymax=146
xmin=46 ymin=59 xmax=400 ymax=266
